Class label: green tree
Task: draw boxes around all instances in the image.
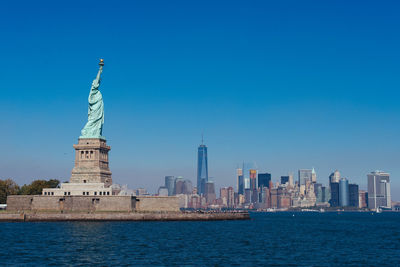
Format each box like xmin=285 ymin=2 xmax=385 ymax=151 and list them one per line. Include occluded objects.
xmin=0 ymin=179 xmax=20 ymax=204
xmin=47 ymin=179 xmax=60 ymax=188
xmin=18 ymin=179 xmax=60 ymax=195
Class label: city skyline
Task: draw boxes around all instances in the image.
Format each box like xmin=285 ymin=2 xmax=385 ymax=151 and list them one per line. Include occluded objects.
xmin=1 ymin=1 xmax=399 ymax=199
xmin=155 ymin=152 xmax=393 ymax=210
xmin=155 ymin=143 xmax=393 ymax=206
xmin=1 ymin=2 xmax=400 ymax=267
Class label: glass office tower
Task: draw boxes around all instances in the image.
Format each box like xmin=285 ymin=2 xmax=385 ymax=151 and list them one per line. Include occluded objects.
xmin=339 ymin=178 xmax=349 ymax=207
xmin=349 ymin=183 xmax=359 ymax=207
xmin=258 ymin=173 xmax=272 ymax=188
xmin=197 ymin=142 xmax=208 ymax=195
xmin=165 ymin=176 xmax=175 ymax=196
xmin=237 ymin=168 xmax=244 ymax=194
xmin=329 ymin=182 xmax=339 ymax=207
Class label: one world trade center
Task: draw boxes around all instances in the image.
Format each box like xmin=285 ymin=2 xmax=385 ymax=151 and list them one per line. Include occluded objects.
xmin=197 ymin=137 xmax=209 ymax=195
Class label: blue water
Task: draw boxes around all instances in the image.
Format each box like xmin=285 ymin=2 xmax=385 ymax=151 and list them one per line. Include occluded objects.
xmin=1 ymin=212 xmax=399 ymax=266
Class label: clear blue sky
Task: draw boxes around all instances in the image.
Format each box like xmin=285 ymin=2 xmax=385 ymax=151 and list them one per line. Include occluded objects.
xmin=1 ymin=1 xmax=399 ymax=199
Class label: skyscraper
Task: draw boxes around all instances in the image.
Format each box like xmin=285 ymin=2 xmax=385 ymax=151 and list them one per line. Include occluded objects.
xmin=244 ymin=189 xmax=252 ymax=204
xmin=250 ymin=169 xmax=257 ymax=190
xmin=359 ymin=190 xmax=368 ymax=208
xmin=258 ymin=173 xmax=271 ymax=188
xmin=220 ymin=187 xmax=228 ymax=206
xmin=339 ymin=178 xmax=349 ymax=207
xmin=281 ymin=176 xmax=289 ymax=185
xmin=288 ymin=173 xmax=294 ymax=186
xmin=165 ymin=176 xmax=175 ymax=196
xmin=260 ymin=187 xmax=271 ymax=208
xmin=197 ymin=139 xmax=208 ymax=195
xmin=329 ymin=170 xmax=341 ymax=184
xmin=227 ymin=187 xmax=235 ymax=208
xmin=236 ymin=168 xmax=243 ymax=194
xmin=329 ymin=170 xmax=340 ymax=207
xmin=205 ymin=181 xmax=216 ymax=204
xmin=174 ymin=176 xmax=185 ymax=195
xmin=270 ymin=188 xmax=278 ymax=208
xmin=251 ymin=188 xmax=259 ymax=204
xmin=321 ymin=186 xmax=331 ymax=203
xmin=314 ymin=183 xmax=322 ymax=202
xmin=298 ymin=169 xmax=312 ymax=185
xmin=242 ymin=163 xmax=257 ymax=191
xmin=349 ymin=183 xmax=359 ymax=207
xmin=182 ymin=179 xmax=193 ymax=194
xmin=330 ymin=182 xmax=339 ymax=207
xmin=311 ymin=168 xmax=317 ymax=183
xmin=368 ymin=171 xmax=391 ymax=209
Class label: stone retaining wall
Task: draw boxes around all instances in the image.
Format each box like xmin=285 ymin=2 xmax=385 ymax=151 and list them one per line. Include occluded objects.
xmin=7 ymin=195 xmax=180 ymax=213
xmin=7 ymin=195 xmax=136 ymax=212
xmin=0 ymin=212 xmax=250 ymax=222
xmin=136 ymin=196 xmax=180 ymax=212
xmin=6 ymin=195 xmax=34 ymax=211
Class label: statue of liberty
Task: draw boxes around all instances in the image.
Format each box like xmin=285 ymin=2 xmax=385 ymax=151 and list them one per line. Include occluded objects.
xmin=80 ymin=59 xmax=105 ymax=139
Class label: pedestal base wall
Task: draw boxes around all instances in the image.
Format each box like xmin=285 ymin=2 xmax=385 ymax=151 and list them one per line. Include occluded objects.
xmin=6 ymin=195 xmax=180 ymax=212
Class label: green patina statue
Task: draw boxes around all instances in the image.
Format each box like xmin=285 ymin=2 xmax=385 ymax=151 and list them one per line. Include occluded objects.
xmin=80 ymin=59 xmax=105 ymax=139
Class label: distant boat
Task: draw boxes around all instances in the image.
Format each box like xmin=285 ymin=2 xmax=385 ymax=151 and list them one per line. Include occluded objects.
xmin=301 ymin=209 xmax=319 ymax=212
xmin=376 ymin=207 xmax=382 ymax=213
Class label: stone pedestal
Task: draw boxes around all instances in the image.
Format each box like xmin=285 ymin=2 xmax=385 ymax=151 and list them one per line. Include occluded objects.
xmin=70 ymin=138 xmax=112 ymax=187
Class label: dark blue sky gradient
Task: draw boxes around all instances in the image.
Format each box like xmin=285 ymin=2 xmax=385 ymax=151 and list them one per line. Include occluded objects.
xmin=1 ymin=1 xmax=399 ymax=198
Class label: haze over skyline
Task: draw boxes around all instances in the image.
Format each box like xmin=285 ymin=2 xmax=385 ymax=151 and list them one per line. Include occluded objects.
xmin=1 ymin=1 xmax=399 ymax=199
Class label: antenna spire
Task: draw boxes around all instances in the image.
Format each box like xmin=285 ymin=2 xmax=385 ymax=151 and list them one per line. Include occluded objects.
xmin=201 ymin=133 xmax=204 ymax=145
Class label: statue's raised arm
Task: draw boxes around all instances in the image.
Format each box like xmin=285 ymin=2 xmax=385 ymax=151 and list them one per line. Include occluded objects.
xmin=91 ymin=59 xmax=104 ymax=90
xmin=80 ymin=59 xmax=106 ymax=139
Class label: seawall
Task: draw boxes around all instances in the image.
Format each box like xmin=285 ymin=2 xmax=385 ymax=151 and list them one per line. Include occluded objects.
xmin=0 ymin=211 xmax=250 ymax=222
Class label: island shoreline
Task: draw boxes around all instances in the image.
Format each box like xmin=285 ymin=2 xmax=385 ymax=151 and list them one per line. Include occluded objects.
xmin=0 ymin=211 xmax=250 ymax=222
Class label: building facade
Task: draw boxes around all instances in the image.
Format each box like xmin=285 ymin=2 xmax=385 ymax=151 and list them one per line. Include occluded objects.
xmin=359 ymin=190 xmax=368 ymax=208
xmin=367 ymin=171 xmax=391 ymax=209
xmin=205 ymin=181 xmax=216 ymax=204
xmin=311 ymin=168 xmax=317 ymax=183
xmin=182 ymin=180 xmax=193 ymax=195
xmin=250 ymin=170 xmax=258 ymax=190
xmin=174 ymin=176 xmax=185 ymax=195
xmin=237 ymin=168 xmax=244 ymax=195
xmin=165 ymin=176 xmax=175 ymax=196
xmin=330 ymin=182 xmax=339 ymax=207
xmin=298 ymin=169 xmax=312 ymax=185
xmin=281 ymin=176 xmax=289 ymax=185
xmin=349 ymin=183 xmax=359 ymax=207
xmin=339 ymin=178 xmax=349 ymax=207
xmin=227 ymin=187 xmax=235 ymax=208
xmin=258 ymin=173 xmax=271 ymax=189
xmin=329 ymin=170 xmax=341 ymax=184
xmin=197 ymin=142 xmax=209 ymax=195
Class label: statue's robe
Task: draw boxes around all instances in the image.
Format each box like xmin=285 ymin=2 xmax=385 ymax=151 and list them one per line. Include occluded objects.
xmin=81 ymin=80 xmax=104 ymax=138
